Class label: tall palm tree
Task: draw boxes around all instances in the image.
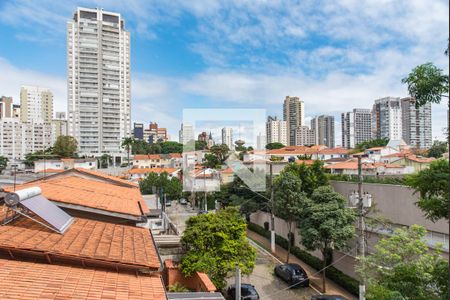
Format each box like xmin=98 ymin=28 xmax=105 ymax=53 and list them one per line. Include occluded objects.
xmin=121 ymin=137 xmax=135 ymax=166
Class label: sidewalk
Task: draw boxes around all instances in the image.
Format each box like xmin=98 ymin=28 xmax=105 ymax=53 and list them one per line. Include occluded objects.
xmin=247 ymin=229 xmax=357 ymax=300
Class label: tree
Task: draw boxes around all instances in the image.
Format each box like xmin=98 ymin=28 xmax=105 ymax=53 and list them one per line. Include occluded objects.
xmin=195 ymin=140 xmax=207 ymax=150
xmin=53 ymin=135 xmax=78 ymax=158
xmin=132 ymin=140 xmax=148 ymax=154
xmin=427 ymin=140 xmax=448 ymax=158
xmin=99 ymin=154 xmax=112 ymax=168
xmin=121 ymin=137 xmax=135 ymax=166
xmin=210 ymin=144 xmax=229 ymax=162
xmin=298 ymin=186 xmax=356 ymax=292
xmin=284 ymin=160 xmax=328 ymax=196
xmin=23 ymin=148 xmax=56 ymax=168
xmin=203 ymin=153 xmax=220 ymax=168
xmin=406 ymin=159 xmax=448 ymax=222
xmin=0 ymin=156 xmax=8 ymax=174
xmin=160 ymin=141 xmax=183 ymax=154
xmin=266 ymin=142 xmax=285 ymax=150
xmin=274 ymin=171 xmax=307 ymax=263
xmin=352 ymin=138 xmax=389 ymax=153
xmin=165 ymin=177 xmax=182 ymax=200
xmin=357 ymin=225 xmax=448 ymax=300
xmin=180 ymin=207 xmax=256 ymax=289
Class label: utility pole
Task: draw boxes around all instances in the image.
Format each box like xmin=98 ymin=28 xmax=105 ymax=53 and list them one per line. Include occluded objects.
xmin=269 ymin=162 xmax=276 ymax=253
xmin=357 ymin=155 xmax=366 ymax=300
xmin=235 ymin=264 xmax=241 ymax=300
xmin=203 ymin=168 xmax=207 ymax=211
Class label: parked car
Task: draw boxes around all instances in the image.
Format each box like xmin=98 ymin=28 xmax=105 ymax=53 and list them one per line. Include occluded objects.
xmin=274 ymin=263 xmax=309 ymax=288
xmin=311 ymin=295 xmax=347 ymax=300
xmin=225 ymin=284 xmax=259 ymax=300
xmin=180 ymin=198 xmax=187 ymax=205
xmin=197 ymin=210 xmax=208 ymax=215
xmin=165 ymin=200 xmax=172 ymax=207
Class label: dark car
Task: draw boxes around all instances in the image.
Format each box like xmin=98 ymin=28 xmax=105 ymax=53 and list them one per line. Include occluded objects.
xmin=274 ymin=263 xmax=309 ymax=288
xmin=226 ymin=284 xmax=259 ymax=300
xmin=197 ymin=210 xmax=208 ymax=215
xmin=311 ymin=295 xmax=348 ymax=300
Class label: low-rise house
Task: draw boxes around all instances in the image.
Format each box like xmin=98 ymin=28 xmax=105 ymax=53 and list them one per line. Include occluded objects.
xmin=127 ymin=167 xmax=181 ymax=182
xmin=382 ymin=153 xmax=435 ymax=172
xmin=133 ymin=153 xmax=183 ymax=169
xmin=325 ymin=160 xmax=413 ymax=175
xmin=266 ymin=145 xmax=326 ymax=161
xmin=34 ymin=158 xmax=97 ymax=172
xmin=220 ymin=167 xmax=235 ymax=184
xmin=313 ymin=147 xmax=350 ymax=160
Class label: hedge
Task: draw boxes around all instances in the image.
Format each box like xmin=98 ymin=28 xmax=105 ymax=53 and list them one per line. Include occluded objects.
xmin=247 ymin=222 xmax=359 ymax=296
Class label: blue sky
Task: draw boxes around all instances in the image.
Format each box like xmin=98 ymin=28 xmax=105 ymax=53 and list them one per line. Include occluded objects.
xmin=0 ymin=0 xmax=448 ymax=143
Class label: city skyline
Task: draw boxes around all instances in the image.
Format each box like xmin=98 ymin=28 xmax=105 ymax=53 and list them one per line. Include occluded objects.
xmin=0 ymin=1 xmax=448 ymax=142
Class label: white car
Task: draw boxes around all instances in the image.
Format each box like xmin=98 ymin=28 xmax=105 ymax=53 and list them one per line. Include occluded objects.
xmin=180 ymin=198 xmax=188 ymax=205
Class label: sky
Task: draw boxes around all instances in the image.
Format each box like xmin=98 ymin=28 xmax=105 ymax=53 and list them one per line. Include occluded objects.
xmin=0 ymin=0 xmax=448 ymax=145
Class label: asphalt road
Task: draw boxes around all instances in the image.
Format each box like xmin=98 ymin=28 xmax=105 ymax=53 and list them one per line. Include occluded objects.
xmin=165 ymin=201 xmax=198 ymax=234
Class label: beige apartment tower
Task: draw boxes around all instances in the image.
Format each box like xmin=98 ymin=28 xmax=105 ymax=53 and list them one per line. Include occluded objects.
xmin=67 ymin=7 xmax=131 ymax=157
xmin=283 ymin=96 xmax=305 ymax=146
xmin=20 ymin=86 xmax=53 ymax=123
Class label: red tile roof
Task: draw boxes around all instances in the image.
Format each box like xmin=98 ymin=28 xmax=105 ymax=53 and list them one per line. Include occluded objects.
xmin=318 ymin=147 xmax=349 ymax=155
xmin=0 ymin=259 xmax=166 ymax=300
xmin=128 ymin=168 xmax=179 ymax=175
xmin=75 ymin=168 xmax=139 ymax=188
xmin=0 ymin=216 xmax=160 ymax=270
xmin=168 ymin=153 xmax=182 ymax=158
xmin=36 ymin=168 xmax=64 ymax=173
xmin=267 ymin=145 xmax=327 ymax=155
xmin=295 ymin=160 xmax=315 ymax=165
xmin=406 ymin=155 xmax=435 ymax=163
xmin=3 ymin=176 xmax=147 ymax=217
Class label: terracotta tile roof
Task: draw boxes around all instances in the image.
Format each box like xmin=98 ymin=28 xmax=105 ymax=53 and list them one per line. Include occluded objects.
xmin=366 ymin=146 xmax=385 ymax=151
xmin=3 ymin=176 xmax=147 ymax=217
xmin=406 ymin=155 xmax=435 ymax=163
xmin=36 ymin=168 xmax=64 ymax=173
xmin=267 ymin=145 xmax=327 ymax=155
xmin=75 ymin=168 xmax=139 ymax=188
xmin=0 ymin=259 xmax=166 ymax=300
xmin=295 ymin=159 xmax=315 ymax=165
xmin=134 ymin=154 xmax=161 ymax=160
xmin=220 ymin=168 xmax=234 ymax=174
xmin=381 ymin=151 xmax=411 ymax=158
xmin=168 ymin=153 xmax=182 ymax=158
xmin=128 ymin=168 xmax=179 ymax=175
xmin=0 ymin=216 xmax=160 ymax=270
xmin=325 ymin=161 xmax=376 ymax=170
xmin=318 ymin=147 xmax=349 ymax=155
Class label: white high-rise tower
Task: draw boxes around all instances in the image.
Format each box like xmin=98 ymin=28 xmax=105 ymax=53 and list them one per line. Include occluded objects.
xmin=67 ymin=7 xmax=131 ymax=157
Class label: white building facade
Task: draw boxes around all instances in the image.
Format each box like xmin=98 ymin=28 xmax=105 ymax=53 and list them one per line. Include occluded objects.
xmin=295 ymin=126 xmax=315 ymax=146
xmin=311 ymin=115 xmax=335 ymax=148
xmin=401 ymin=97 xmax=432 ymax=149
xmin=20 ymin=85 xmax=53 ymax=123
xmin=341 ymin=108 xmax=372 ymax=149
xmin=266 ymin=116 xmax=288 ymax=146
xmin=221 ymin=127 xmax=233 ymax=150
xmin=67 ymin=7 xmax=131 ymax=157
xmin=372 ymin=97 xmax=402 ymax=140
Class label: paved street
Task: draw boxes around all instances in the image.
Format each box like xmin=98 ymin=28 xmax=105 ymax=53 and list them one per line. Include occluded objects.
xmin=227 ymin=238 xmax=317 ymax=300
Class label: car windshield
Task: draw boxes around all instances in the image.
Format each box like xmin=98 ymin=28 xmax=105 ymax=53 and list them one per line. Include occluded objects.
xmin=293 ymin=268 xmax=304 ymax=275
xmin=242 ymin=286 xmax=256 ymax=295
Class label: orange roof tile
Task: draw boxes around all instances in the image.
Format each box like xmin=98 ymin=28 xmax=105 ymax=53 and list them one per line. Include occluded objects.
xmin=75 ymin=168 xmax=139 ymax=188
xmin=0 ymin=259 xmax=166 ymax=299
xmin=267 ymin=145 xmax=327 ymax=155
xmin=3 ymin=176 xmax=147 ymax=217
xmin=0 ymin=216 xmax=160 ymax=269
xmin=318 ymin=147 xmax=349 ymax=155
xmin=366 ymin=146 xmax=385 ymax=151
xmin=128 ymin=168 xmax=179 ymax=175
xmin=406 ymin=155 xmax=435 ymax=163
xmin=325 ymin=161 xmax=376 ymax=170
xmin=36 ymin=168 xmax=64 ymax=173
xmin=168 ymin=153 xmax=182 ymax=158
xmin=295 ymin=160 xmax=315 ymax=165
xmin=220 ymin=168 xmax=234 ymax=174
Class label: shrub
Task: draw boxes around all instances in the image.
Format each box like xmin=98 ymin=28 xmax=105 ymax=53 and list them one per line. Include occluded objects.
xmin=248 ymin=222 xmax=359 ymax=296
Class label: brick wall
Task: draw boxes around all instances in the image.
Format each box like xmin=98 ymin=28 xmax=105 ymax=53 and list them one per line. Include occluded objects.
xmin=163 ymin=259 xmax=217 ymax=292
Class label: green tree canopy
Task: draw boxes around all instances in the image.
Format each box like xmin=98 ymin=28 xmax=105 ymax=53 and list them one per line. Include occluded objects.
xmin=406 ymin=159 xmax=448 ymax=222
xmin=121 ymin=137 xmax=135 ymax=165
xmin=0 ymin=156 xmax=8 ymax=174
xmin=53 ymin=135 xmax=78 ymax=158
xmin=266 ymin=142 xmax=285 ymax=150
xmin=203 ymin=153 xmax=221 ymax=168
xmin=352 ymin=138 xmax=389 ymax=153
xmin=139 ymin=171 xmax=182 ymax=200
xmin=99 ymin=154 xmax=112 ymax=168
xmin=23 ymin=148 xmax=57 ymax=167
xmin=210 ymin=144 xmax=230 ymax=162
xmin=160 ymin=141 xmax=183 ymax=154
xmin=427 ymin=140 xmax=448 ymax=158
xmin=358 ymin=225 xmax=448 ymax=300
xmin=274 ymin=171 xmax=307 ymax=262
xmin=402 ymin=62 xmax=449 ymax=107
xmin=298 ymin=186 xmax=356 ymax=292
xmin=283 ymin=160 xmax=328 ymax=196
xmin=180 ymin=207 xmax=256 ymax=289
xmin=195 ymin=140 xmax=207 ymax=150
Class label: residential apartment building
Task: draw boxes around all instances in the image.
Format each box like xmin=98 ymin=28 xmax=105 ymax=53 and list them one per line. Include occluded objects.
xmin=372 ymin=97 xmax=402 ymax=140
xmin=133 ymin=122 xmax=144 ymax=140
xmin=256 ymin=133 xmax=266 ymax=150
xmin=283 ymin=96 xmax=304 ymax=146
xmin=311 ymin=115 xmax=335 ymax=148
xmin=295 ymin=126 xmax=315 ymax=146
xmin=341 ymin=108 xmax=372 ymax=149
xmin=198 ymin=131 xmax=208 ymax=142
xmin=0 ymin=96 xmax=13 ymax=119
xmin=67 ymin=7 xmax=131 ymax=157
xmin=179 ymin=123 xmax=194 ymax=145
xmin=0 ymin=119 xmax=53 ymax=161
xmin=222 ymin=127 xmax=233 ymax=149
xmin=401 ymin=97 xmax=432 ymax=149
xmin=266 ymin=116 xmax=288 ymax=146
xmin=20 ymin=85 xmax=53 ymax=123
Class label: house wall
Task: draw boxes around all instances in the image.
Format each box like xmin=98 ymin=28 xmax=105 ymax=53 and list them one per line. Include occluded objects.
xmin=163 ymin=259 xmax=217 ymax=292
